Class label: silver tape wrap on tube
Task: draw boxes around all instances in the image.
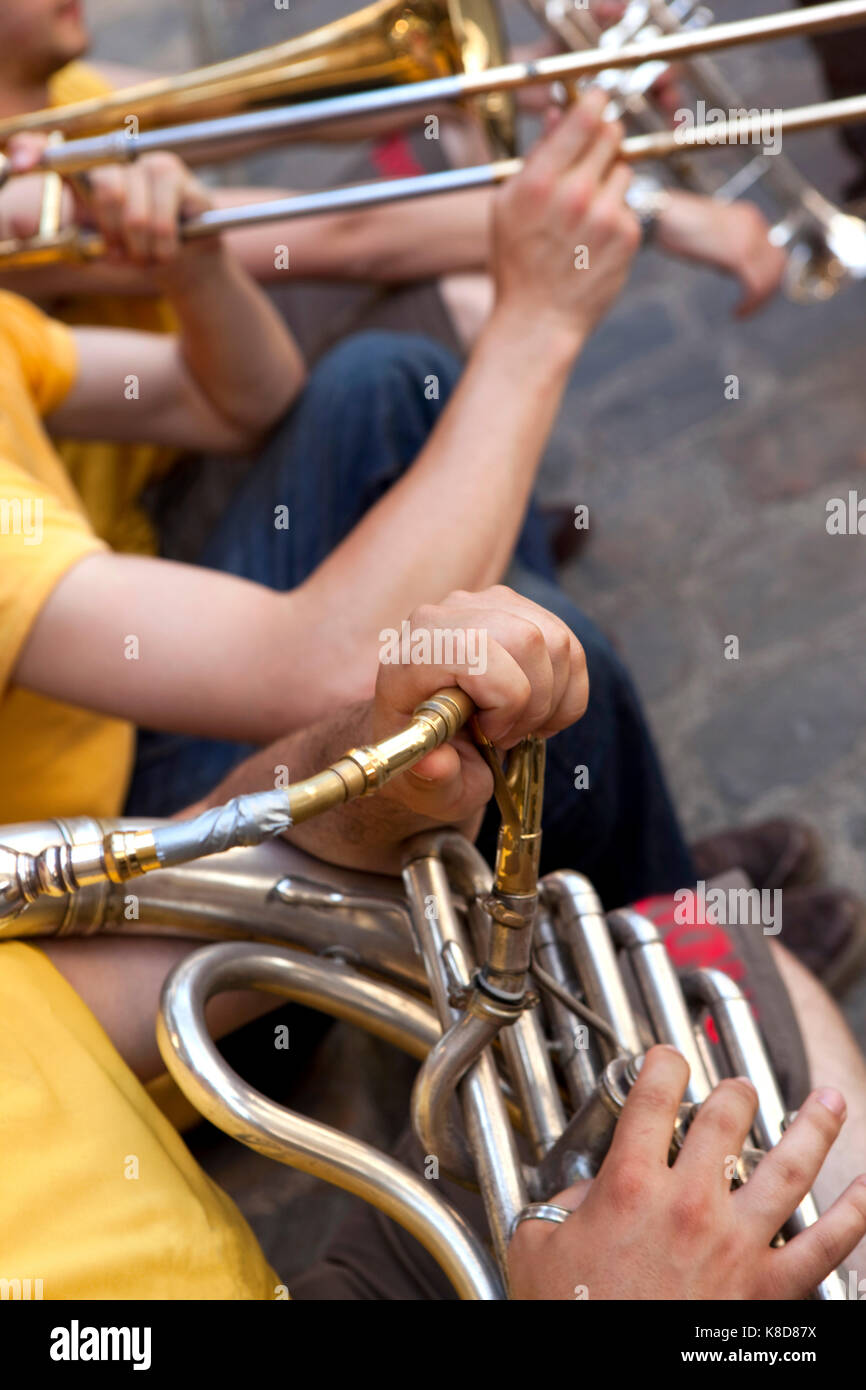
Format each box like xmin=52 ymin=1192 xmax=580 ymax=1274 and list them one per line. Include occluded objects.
xmin=152 ymin=790 xmax=292 ymax=867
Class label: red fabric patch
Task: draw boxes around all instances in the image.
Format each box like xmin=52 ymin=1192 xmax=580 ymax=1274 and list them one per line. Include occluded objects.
xmin=372 ymin=135 xmax=425 ymax=180
xmin=632 ymin=892 xmax=757 ymax=1028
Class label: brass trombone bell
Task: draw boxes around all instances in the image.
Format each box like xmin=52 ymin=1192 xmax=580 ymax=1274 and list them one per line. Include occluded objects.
xmin=0 ymin=0 xmax=517 ymax=158
xmin=2 ymin=0 xmax=866 ymax=188
xmin=3 ymin=1 xmax=866 ymax=279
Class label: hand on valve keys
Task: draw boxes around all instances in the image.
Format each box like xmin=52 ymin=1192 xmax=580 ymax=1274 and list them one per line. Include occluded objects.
xmin=509 ymin=1044 xmax=866 ymax=1299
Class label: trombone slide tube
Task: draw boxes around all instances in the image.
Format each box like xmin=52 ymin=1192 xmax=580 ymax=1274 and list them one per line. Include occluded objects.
xmin=131 ymin=95 xmax=866 ymax=236
xmin=6 ymin=96 xmax=866 ymax=271
xmin=5 ymin=0 xmax=866 ymax=180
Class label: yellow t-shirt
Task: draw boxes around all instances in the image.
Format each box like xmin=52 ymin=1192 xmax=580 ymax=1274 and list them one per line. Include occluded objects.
xmin=0 ymin=942 xmax=281 ymax=1299
xmin=0 ymin=289 xmax=134 ymax=821
xmin=48 ymin=61 xmax=179 ymax=557
xmin=0 ymin=72 xmax=280 ymax=1305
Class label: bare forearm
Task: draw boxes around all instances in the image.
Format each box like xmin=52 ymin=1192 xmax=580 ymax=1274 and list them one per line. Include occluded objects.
xmin=214 ymin=184 xmax=493 ymax=282
xmin=15 ymin=553 xmax=357 ymax=744
xmin=155 ymin=245 xmax=307 ymax=432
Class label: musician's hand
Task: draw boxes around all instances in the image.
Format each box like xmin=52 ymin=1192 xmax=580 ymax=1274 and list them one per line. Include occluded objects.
xmin=654 ymin=190 xmax=787 ymax=317
xmin=509 ymin=1044 xmax=866 ymax=1299
xmin=373 ymin=585 xmax=587 ymax=829
xmin=6 ymin=132 xmax=216 ymax=266
xmin=492 ymin=89 xmax=640 ymax=347
xmin=0 ymin=160 xmax=74 ymax=242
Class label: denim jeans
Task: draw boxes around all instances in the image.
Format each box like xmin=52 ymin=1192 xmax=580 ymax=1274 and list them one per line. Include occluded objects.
xmin=125 ymin=330 xmax=693 ymax=909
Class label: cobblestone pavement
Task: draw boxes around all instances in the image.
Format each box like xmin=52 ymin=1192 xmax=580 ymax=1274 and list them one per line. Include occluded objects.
xmin=83 ymin=0 xmax=866 ymax=1274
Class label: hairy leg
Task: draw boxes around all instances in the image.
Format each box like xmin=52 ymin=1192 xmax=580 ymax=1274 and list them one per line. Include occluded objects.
xmin=771 ymin=939 xmax=866 ymax=1282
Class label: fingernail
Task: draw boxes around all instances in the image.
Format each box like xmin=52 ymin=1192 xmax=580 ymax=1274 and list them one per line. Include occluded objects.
xmin=815 ymin=1087 xmax=847 ymax=1119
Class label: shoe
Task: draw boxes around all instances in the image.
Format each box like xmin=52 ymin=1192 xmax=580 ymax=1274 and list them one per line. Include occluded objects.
xmin=777 ymin=886 xmax=866 ymax=996
xmin=690 ymin=818 xmax=824 ymax=893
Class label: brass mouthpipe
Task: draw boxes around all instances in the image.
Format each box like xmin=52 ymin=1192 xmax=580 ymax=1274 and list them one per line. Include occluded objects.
xmin=284 ymin=687 xmax=473 ymax=824
xmin=0 ymin=687 xmax=474 ymax=922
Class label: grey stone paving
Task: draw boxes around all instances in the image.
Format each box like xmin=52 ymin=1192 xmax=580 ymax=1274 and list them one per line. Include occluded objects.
xmin=81 ymin=0 xmax=866 ymax=1276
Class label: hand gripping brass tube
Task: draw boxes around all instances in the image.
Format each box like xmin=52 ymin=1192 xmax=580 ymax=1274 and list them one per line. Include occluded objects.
xmin=684 ymin=967 xmax=848 ymax=1301
xmin=0 ymin=688 xmax=473 ymax=924
xmin=156 ymin=941 xmax=503 ymax=1300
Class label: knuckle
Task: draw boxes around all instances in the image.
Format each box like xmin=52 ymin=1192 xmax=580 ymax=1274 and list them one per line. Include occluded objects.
xmin=144 ymin=151 xmax=180 ymax=175
xmin=608 ymin=1159 xmax=649 ymax=1212
xmin=92 ymin=177 xmax=124 ymax=208
xmin=771 ymin=1155 xmax=810 ymax=1193
xmin=518 ymin=620 xmax=547 ymax=656
xmin=518 ymin=169 xmax=554 ymax=207
xmin=669 ymin=1192 xmax=711 ymax=1238
xmin=721 ymin=1076 xmax=757 ymax=1104
xmin=592 ymin=202 xmax=619 ymax=238
xmin=704 ymin=1077 xmax=756 ymax=1127
xmin=621 ymin=211 xmax=642 ymax=253
xmin=703 ymin=1098 xmax=744 ymax=1137
xmin=811 ymin=1221 xmax=840 ymax=1271
xmin=804 ymin=1098 xmax=841 ymax=1144
xmin=851 ymin=1181 xmax=866 ymax=1221
xmin=632 ymin=1079 xmax=675 ymax=1115
xmin=548 ymin=624 xmax=572 ymax=664
xmin=440 ymin=588 xmax=475 ymax=608
xmin=408 ymin=602 xmax=440 ymax=631
xmin=561 ymin=175 xmax=592 ymax=220
xmin=511 ymin=669 xmax=534 ymax=711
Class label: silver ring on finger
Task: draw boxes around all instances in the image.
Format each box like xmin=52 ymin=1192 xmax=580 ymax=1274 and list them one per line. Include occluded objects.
xmin=510 ymin=1203 xmax=572 ymax=1238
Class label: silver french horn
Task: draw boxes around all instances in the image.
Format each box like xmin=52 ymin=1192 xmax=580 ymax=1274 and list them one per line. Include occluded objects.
xmin=0 ymin=689 xmax=848 ymax=1299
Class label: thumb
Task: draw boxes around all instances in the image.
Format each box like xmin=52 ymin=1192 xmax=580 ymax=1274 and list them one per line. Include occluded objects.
xmin=7 ymin=132 xmax=51 ymax=173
